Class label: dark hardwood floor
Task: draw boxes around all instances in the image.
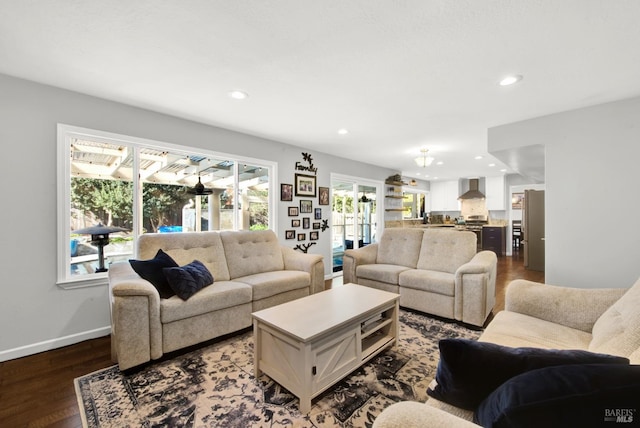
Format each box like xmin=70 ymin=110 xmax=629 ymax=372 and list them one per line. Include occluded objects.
xmin=0 ymin=247 xmax=543 ymax=427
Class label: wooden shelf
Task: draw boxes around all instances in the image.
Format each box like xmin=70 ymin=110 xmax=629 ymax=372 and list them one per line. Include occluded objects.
xmin=385 ymin=208 xmax=406 ymax=212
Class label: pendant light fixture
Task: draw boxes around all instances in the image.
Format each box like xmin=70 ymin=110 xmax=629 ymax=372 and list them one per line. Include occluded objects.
xmin=414 ymin=149 xmax=434 ymax=167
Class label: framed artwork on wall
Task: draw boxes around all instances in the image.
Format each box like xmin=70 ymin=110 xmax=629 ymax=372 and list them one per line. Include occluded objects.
xmin=297 ymin=233 xmax=306 ymax=241
xmin=313 ymin=222 xmax=321 ymax=229
xmin=310 ymin=231 xmax=319 ymax=240
xmin=285 ymin=230 xmax=295 ymax=239
xmin=303 ymin=217 xmax=310 ymax=229
xmin=300 ymin=199 xmax=313 ymax=214
xmin=288 ymin=206 xmax=299 ymax=216
xmin=295 ymin=174 xmax=316 ymax=197
xmin=314 ymin=208 xmax=322 ymax=219
xmin=291 ymin=219 xmax=301 ymax=227
xmin=281 ymin=183 xmax=293 ymax=201
xmin=318 ymin=187 xmax=329 ymax=205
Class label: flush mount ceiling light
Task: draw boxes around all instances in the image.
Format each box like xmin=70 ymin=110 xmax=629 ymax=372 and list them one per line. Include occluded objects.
xmin=499 ymin=74 xmax=523 ymax=86
xmin=337 ymin=128 xmax=349 ymax=135
xmin=414 ymin=149 xmax=435 ymax=167
xmin=228 ymin=90 xmax=248 ymax=100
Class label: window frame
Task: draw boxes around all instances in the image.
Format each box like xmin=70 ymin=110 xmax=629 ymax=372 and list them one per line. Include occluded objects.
xmin=57 ymin=124 xmax=277 ymax=289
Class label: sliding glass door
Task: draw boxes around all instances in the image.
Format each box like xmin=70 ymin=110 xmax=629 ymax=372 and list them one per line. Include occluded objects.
xmin=330 ymin=175 xmax=381 ymax=274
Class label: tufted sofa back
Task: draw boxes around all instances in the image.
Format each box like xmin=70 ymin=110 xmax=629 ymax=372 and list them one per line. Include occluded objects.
xmin=221 ymin=230 xmax=285 ymax=279
xmin=376 ymin=228 xmax=425 ymax=268
xmin=417 ymin=229 xmax=477 ymax=274
xmin=137 ymin=231 xmax=232 ymax=281
xmin=589 ymin=276 xmax=640 ymax=364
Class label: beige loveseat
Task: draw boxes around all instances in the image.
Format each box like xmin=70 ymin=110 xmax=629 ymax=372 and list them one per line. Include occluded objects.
xmin=109 ymin=229 xmax=324 ymax=370
xmin=343 ymin=228 xmax=497 ymax=327
xmin=373 ymin=277 xmax=640 ymax=427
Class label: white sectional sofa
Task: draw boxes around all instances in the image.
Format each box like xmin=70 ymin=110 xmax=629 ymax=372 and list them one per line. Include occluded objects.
xmin=343 ymin=228 xmax=497 ymax=327
xmin=108 ymin=229 xmax=324 ymax=370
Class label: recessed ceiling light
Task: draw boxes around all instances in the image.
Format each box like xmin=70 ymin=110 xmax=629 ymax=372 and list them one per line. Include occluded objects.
xmin=500 ymin=169 xmax=507 ymax=172
xmin=475 ymin=155 xmax=483 ymax=160
xmin=337 ymin=128 xmax=349 ymax=135
xmin=499 ymin=74 xmax=523 ymax=86
xmin=228 ymin=90 xmax=248 ymax=100
xmin=489 ymin=163 xmax=496 ymax=167
xmin=436 ymin=161 xmax=443 ymax=165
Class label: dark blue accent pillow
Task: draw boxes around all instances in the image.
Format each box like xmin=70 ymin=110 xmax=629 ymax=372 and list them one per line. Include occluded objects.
xmin=427 ymin=339 xmax=629 ymax=410
xmin=129 ymin=249 xmax=179 ymax=299
xmin=163 ymin=260 xmax=213 ymax=300
xmin=474 ymin=364 xmax=640 ymax=428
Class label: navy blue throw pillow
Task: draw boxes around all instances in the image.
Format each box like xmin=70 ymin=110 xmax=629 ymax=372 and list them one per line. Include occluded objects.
xmin=474 ymin=364 xmax=640 ymax=428
xmin=163 ymin=260 xmax=213 ymax=300
xmin=427 ymin=339 xmax=629 ymax=410
xmin=129 ymin=249 xmax=179 ymax=299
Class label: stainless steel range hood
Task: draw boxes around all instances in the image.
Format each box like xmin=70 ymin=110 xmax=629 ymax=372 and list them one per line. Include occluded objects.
xmin=458 ymin=178 xmax=485 ymax=200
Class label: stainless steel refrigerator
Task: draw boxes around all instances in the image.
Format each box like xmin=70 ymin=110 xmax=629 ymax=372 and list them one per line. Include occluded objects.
xmin=523 ymin=189 xmax=545 ymax=272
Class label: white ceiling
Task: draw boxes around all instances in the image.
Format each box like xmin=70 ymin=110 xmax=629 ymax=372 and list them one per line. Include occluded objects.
xmin=2 ymin=1 xmax=640 ymax=182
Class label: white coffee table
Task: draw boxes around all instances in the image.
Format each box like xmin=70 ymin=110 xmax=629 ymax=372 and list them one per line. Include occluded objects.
xmin=252 ymin=283 xmax=399 ymax=413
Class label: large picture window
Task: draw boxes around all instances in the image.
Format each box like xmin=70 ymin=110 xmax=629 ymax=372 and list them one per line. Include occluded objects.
xmin=57 ymin=125 xmax=275 ymax=287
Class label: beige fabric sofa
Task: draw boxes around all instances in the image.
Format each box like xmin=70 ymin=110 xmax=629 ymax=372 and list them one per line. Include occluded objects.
xmin=373 ymin=277 xmax=640 ymax=427
xmin=343 ymin=228 xmax=497 ymax=327
xmin=109 ymin=229 xmax=324 ymax=370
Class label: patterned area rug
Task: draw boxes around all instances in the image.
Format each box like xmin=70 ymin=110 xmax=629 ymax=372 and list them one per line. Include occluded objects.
xmin=75 ymin=310 xmax=480 ymax=427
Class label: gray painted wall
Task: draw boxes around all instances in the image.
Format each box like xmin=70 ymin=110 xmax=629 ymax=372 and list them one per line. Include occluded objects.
xmin=489 ymin=96 xmax=640 ymax=289
xmin=0 ymin=73 xmax=396 ymax=359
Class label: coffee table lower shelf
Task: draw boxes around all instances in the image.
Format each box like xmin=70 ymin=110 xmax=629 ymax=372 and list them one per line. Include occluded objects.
xmin=252 ymin=286 xmax=399 ymax=413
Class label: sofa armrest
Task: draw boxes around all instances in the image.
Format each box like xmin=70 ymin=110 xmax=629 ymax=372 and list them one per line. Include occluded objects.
xmin=343 ymin=243 xmax=379 ymax=284
xmin=454 ymin=250 xmax=497 ymax=327
xmin=108 ymin=262 xmax=163 ymax=370
xmin=373 ymin=401 xmax=480 ymax=428
xmin=281 ymin=247 xmax=325 ymax=294
xmin=505 ymin=279 xmax=627 ymax=333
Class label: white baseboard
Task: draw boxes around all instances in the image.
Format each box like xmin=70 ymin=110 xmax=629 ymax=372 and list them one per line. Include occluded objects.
xmin=0 ymin=326 xmax=111 ymax=362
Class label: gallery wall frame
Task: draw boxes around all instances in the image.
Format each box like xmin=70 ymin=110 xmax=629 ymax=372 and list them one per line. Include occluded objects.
xmin=295 ymin=174 xmax=316 ymax=197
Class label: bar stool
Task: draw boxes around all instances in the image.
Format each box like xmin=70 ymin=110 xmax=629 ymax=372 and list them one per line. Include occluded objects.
xmin=512 ymin=220 xmax=522 ymax=248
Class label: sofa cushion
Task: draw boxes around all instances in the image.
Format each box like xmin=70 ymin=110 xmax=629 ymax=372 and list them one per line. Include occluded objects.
xmin=474 ymin=364 xmax=640 ymax=428
xmin=163 ymin=260 xmax=214 ymax=300
xmin=589 ymin=277 xmax=640 ymax=362
xmin=138 ymin=231 xmax=231 ymax=281
xmin=129 ymin=249 xmax=180 ymax=299
xmin=399 ymin=269 xmax=455 ymax=296
xmin=480 ymin=310 xmax=593 ymax=350
xmin=234 ymin=270 xmax=310 ymax=301
xmin=427 ymin=338 xmax=629 ymax=410
xmin=357 ymin=264 xmax=413 ymax=285
xmin=160 ymin=280 xmax=252 ymax=323
xmin=376 ymin=228 xmax=424 ymax=268
xmin=221 ymin=230 xmax=285 ymax=279
xmin=417 ymin=229 xmax=476 ymax=274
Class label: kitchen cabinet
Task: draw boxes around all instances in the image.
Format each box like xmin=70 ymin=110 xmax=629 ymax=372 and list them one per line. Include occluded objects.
xmin=485 ymin=176 xmax=505 ymax=211
xmin=482 ymin=226 xmax=505 ymax=256
xmin=430 ymin=180 xmax=460 ymax=212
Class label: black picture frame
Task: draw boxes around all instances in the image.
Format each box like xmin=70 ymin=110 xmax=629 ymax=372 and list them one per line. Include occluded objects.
xmin=291 ymin=219 xmax=301 ymax=227
xmin=310 ymin=231 xmax=319 ymax=240
xmin=285 ymin=230 xmax=295 ymax=240
xmin=300 ymin=199 xmax=313 ymax=214
xmin=303 ymin=217 xmax=310 ymax=229
xmin=314 ymin=208 xmax=322 ymax=220
xmin=281 ymin=183 xmax=293 ymax=201
xmin=318 ymin=186 xmax=329 ymax=205
xmin=297 ymin=233 xmax=306 ymax=241
xmin=313 ymin=222 xmax=321 ymax=229
xmin=295 ymin=174 xmax=316 ymax=197
xmin=288 ymin=206 xmax=299 ymax=216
